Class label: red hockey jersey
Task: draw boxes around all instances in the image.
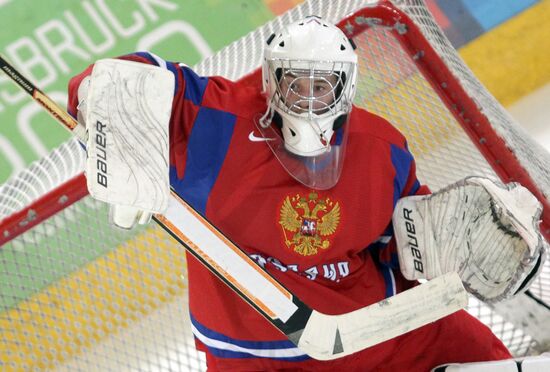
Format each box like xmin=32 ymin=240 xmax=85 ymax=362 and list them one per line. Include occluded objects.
xmin=68 ymin=52 xmax=511 ymax=371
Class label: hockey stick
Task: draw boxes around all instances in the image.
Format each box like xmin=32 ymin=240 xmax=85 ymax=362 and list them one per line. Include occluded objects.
xmin=0 ymin=55 xmax=468 ymax=361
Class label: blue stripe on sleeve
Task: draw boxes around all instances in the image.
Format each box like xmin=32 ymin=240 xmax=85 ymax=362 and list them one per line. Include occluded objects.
xmin=190 ymin=314 xmax=310 ymax=361
xmin=380 ymin=265 xmax=396 ymax=298
xmin=166 ymin=61 xmax=179 ymax=96
xmin=133 ymin=51 xmax=160 ymax=66
xmin=390 ymin=252 xmax=400 ymax=269
xmin=206 ymin=346 xmax=310 ymax=361
xmin=409 ymin=179 xmax=421 ymax=196
xmin=170 ymin=107 xmax=236 ymax=214
xmin=181 ymin=66 xmax=208 ymax=105
xmin=191 ymin=314 xmax=298 ymax=350
xmin=390 ymin=144 xmax=414 ymax=207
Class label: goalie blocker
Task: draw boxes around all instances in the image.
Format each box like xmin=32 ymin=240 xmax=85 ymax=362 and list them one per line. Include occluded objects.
xmin=82 ymin=59 xmax=173 ymax=229
xmin=393 ymin=176 xmax=547 ymax=303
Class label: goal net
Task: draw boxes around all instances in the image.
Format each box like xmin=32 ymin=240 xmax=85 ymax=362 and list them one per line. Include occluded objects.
xmin=1 ymin=1 xmax=549 ymax=371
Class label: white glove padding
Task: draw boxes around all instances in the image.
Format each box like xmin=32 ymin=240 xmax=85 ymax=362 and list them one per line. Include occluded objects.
xmin=109 ymin=205 xmax=152 ymax=230
xmin=392 ymin=176 xmax=547 ymax=303
xmin=82 ymin=58 xmax=174 ymax=225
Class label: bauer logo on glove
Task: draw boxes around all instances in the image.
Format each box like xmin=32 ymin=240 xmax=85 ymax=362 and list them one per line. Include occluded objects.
xmin=392 ymin=176 xmax=548 ymax=303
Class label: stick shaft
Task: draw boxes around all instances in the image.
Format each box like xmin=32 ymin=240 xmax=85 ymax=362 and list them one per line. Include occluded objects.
xmin=0 ymin=53 xmax=308 ymax=332
xmin=0 ymin=55 xmax=84 ymax=140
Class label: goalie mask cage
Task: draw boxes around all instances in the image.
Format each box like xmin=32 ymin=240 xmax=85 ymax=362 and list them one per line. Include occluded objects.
xmin=1 ymin=0 xmax=549 ymax=370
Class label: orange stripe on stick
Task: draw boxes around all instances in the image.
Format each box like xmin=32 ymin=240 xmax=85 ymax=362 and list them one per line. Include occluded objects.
xmin=156 ymin=200 xmax=293 ymax=320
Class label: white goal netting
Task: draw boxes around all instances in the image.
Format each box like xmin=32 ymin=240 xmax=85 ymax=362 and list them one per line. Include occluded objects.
xmin=1 ymin=1 xmax=549 ymax=371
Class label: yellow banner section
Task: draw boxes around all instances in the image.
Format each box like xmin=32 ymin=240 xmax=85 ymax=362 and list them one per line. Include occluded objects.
xmin=1 ymin=228 xmax=186 ymax=371
xmin=459 ymin=0 xmax=550 ymax=106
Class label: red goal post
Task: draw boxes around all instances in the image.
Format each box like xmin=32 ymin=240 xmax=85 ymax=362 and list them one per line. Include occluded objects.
xmin=1 ymin=1 xmax=549 ymax=370
xmin=339 ymin=3 xmax=550 ymax=238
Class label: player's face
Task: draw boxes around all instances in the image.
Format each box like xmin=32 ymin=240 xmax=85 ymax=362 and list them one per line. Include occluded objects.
xmin=279 ymin=72 xmax=338 ymax=115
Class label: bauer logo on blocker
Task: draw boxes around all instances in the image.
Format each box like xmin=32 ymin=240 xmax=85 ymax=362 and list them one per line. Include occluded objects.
xmin=95 ymin=120 xmax=108 ymax=188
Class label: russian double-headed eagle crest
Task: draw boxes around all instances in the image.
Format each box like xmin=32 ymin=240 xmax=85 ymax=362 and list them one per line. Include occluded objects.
xmin=279 ymin=192 xmax=341 ymax=256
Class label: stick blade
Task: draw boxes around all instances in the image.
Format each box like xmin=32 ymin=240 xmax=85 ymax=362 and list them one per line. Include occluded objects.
xmin=297 ymin=272 xmax=468 ymax=360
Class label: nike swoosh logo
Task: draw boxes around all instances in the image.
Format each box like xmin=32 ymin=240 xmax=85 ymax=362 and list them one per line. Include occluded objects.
xmin=248 ymin=131 xmax=275 ymax=142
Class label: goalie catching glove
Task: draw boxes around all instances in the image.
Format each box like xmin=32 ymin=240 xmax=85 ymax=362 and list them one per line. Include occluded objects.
xmin=393 ymin=176 xmax=547 ymax=303
xmin=78 ymin=58 xmax=174 ymax=229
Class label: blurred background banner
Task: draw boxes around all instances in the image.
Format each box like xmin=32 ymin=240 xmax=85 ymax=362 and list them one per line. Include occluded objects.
xmin=0 ymin=1 xmax=549 ymax=371
xmin=0 ymin=0 xmax=548 ymax=184
xmin=426 ymin=0 xmax=540 ymax=47
xmin=0 ymin=0 xmax=276 ymax=183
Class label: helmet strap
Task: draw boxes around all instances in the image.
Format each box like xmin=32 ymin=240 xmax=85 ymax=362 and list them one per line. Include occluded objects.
xmin=259 ymin=105 xmax=275 ymax=129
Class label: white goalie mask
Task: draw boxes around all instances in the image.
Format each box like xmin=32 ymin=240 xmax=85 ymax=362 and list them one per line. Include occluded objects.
xmin=258 ymin=16 xmax=358 ymax=190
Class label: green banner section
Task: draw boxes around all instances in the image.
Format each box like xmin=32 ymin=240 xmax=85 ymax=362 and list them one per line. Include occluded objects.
xmin=0 ymin=0 xmax=274 ymax=184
